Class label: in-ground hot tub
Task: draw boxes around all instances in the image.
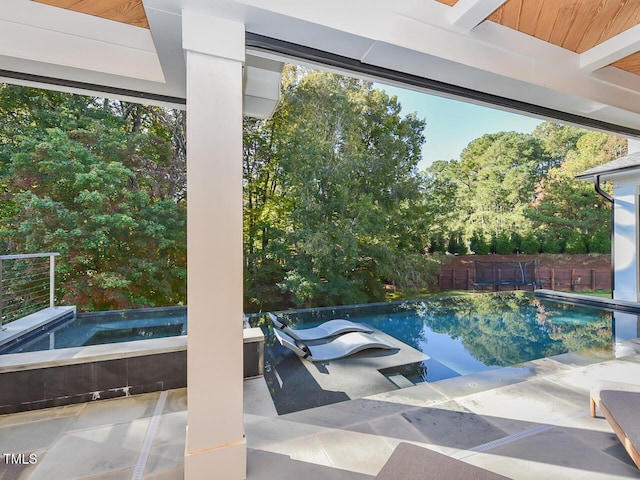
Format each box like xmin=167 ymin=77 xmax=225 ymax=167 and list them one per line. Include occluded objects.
xmin=0 ymin=306 xmax=263 ymax=414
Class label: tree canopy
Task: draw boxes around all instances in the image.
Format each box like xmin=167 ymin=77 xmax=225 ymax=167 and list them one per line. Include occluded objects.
xmin=244 ymin=67 xmax=436 ymax=311
xmin=0 ymin=85 xmax=186 ymax=311
xmin=0 ymin=68 xmax=627 ymax=314
xmin=423 ymin=122 xmax=625 ymax=256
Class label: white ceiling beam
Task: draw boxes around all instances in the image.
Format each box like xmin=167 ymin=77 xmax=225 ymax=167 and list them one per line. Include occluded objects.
xmin=145 ymin=7 xmax=185 ymax=93
xmin=580 ymin=23 xmax=640 ymax=72
xmin=0 ymin=0 xmax=164 ymax=82
xmin=0 ymin=18 xmax=165 ymax=82
xmin=448 ymin=0 xmax=507 ymax=32
xmin=243 ymin=56 xmax=284 ymax=119
xmin=2 ymin=0 xmax=155 ymax=51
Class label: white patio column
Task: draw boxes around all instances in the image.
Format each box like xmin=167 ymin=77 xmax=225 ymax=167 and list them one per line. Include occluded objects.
xmin=182 ymin=12 xmax=246 ymax=479
xmin=628 ymin=138 xmax=640 ymax=154
xmin=612 ymin=175 xmax=640 ymax=302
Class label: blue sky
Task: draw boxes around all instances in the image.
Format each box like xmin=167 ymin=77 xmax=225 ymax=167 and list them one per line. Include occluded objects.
xmin=377 ymin=84 xmax=544 ymax=171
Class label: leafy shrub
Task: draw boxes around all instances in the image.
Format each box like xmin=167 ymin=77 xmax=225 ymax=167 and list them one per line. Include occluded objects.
xmin=495 ymin=233 xmax=513 ymax=254
xmin=470 ymin=233 xmax=490 ymax=255
xmin=511 ymin=232 xmax=523 ymax=253
xmin=588 ymin=231 xmax=611 ymax=254
xmin=541 ymin=237 xmax=563 ymax=253
xmin=429 ymin=236 xmax=446 ymax=253
xmin=447 ymin=234 xmax=467 ymax=255
xmin=520 ymin=234 xmax=541 ymax=254
xmin=383 ymin=251 xmax=441 ymax=292
xmin=565 ymin=233 xmax=588 ymax=254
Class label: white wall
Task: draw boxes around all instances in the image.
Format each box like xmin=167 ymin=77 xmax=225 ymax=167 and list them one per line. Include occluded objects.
xmin=628 ymin=138 xmax=640 ymax=154
xmin=612 ymin=173 xmax=640 ymax=302
xmin=612 ymin=311 xmax=640 ymax=357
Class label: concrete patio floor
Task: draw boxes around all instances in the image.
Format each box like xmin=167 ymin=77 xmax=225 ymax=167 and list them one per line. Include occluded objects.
xmin=2 ymin=343 xmax=640 ymax=479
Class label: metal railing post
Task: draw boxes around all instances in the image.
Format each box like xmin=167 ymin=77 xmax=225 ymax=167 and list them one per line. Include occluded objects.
xmin=50 ymin=254 xmax=55 ymax=308
xmin=0 ymin=252 xmax=59 ymax=323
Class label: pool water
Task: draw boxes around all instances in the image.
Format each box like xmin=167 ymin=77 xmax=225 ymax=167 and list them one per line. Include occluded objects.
xmin=2 ymin=306 xmax=187 ymax=354
xmin=261 ymin=292 xmax=632 ymax=384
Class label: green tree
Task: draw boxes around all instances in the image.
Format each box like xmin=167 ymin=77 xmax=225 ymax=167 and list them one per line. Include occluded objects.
xmin=494 ymin=233 xmax=513 ymax=254
xmin=532 ymin=121 xmax=585 ymax=175
xmin=527 ymin=131 xmax=626 ymax=252
xmin=469 ymin=233 xmax=490 ymax=255
xmin=520 ymin=234 xmax=540 ymax=254
xmin=422 ymin=159 xmax=459 ymax=251
xmin=424 ymin=131 xmax=545 ymax=247
xmin=588 ymin=230 xmax=611 ymax=254
xmin=0 ymin=86 xmax=186 ymax=311
xmin=565 ymin=232 xmax=587 ymax=254
xmin=242 ymin=67 xmax=430 ymax=309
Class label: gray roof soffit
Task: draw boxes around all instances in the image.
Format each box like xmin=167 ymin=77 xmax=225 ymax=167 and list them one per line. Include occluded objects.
xmin=575 ymin=151 xmax=640 ymax=180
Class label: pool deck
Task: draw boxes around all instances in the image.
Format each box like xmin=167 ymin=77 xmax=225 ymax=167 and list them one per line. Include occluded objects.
xmin=2 ymin=341 xmax=640 ymax=479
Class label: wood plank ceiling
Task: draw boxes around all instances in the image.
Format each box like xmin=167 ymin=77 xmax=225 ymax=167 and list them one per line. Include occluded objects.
xmin=33 ymin=0 xmax=149 ymax=28
xmin=437 ymin=0 xmax=640 ymax=76
xmin=488 ymin=0 xmax=640 ymax=53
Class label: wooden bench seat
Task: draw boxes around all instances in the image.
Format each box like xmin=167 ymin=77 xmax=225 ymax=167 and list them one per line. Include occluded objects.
xmin=591 ymin=387 xmax=640 ymax=469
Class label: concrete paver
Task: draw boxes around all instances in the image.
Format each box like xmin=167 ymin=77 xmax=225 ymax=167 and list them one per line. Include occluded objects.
xmin=1 ymin=353 xmax=640 ymax=479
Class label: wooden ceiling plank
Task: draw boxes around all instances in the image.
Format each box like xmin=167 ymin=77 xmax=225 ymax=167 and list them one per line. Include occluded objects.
xmin=533 ymin=0 xmax=560 ymax=42
xmin=488 ymin=0 xmax=522 ymax=29
xmin=576 ymin=0 xmax=628 ymax=53
xmin=36 ymin=0 xmax=123 ymax=15
xmin=436 ymin=0 xmax=459 ymax=6
xmin=518 ymin=0 xmax=544 ymax=36
xmin=87 ymin=1 xmax=134 ymax=17
xmin=35 ymin=0 xmax=86 ymax=8
xmin=487 ymin=4 xmax=503 ymax=23
xmin=562 ymin=0 xmax=601 ymax=52
xmin=33 ymin=0 xmax=148 ymax=29
xmin=547 ymin=1 xmax=581 ymax=47
xmin=612 ymin=51 xmax=640 ymax=75
xmin=98 ymin=2 xmax=148 ymax=28
xmin=603 ymin=0 xmax=640 ymax=45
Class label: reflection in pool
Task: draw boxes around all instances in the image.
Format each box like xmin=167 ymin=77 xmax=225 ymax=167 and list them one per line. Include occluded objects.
xmin=260 ymin=292 xmax=625 ymax=384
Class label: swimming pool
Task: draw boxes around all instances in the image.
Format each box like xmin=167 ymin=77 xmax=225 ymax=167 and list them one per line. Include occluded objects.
xmin=0 ymin=306 xmax=187 ymax=354
xmin=260 ymin=292 xmax=637 ymax=384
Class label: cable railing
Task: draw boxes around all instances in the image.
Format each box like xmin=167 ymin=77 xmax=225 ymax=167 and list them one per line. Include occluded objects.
xmin=0 ymin=253 xmax=59 ymax=325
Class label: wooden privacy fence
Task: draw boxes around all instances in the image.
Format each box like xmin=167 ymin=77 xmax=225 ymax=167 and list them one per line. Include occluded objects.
xmin=439 ymin=267 xmax=611 ymax=291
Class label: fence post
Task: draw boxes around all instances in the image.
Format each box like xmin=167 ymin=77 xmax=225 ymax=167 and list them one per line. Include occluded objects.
xmin=551 ymin=269 xmax=555 ymax=290
xmin=452 ymin=269 xmax=456 ymax=290
xmin=466 ymin=269 xmax=471 ymax=290
xmin=49 ymin=254 xmax=55 ymax=308
xmin=571 ymin=269 xmax=576 ymax=291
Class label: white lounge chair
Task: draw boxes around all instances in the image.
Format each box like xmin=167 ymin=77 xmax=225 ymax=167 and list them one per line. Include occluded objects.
xmin=273 ymin=328 xmax=397 ymax=362
xmin=268 ymin=312 xmax=373 ymax=341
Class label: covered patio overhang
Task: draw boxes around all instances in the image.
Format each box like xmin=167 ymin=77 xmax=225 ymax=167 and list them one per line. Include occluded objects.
xmin=2 ymin=1 xmax=640 ymax=478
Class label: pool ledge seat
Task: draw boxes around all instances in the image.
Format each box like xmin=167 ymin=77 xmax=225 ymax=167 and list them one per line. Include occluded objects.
xmin=268 ymin=312 xmax=373 ymax=341
xmin=590 ymin=383 xmax=640 ymax=469
xmin=273 ymin=328 xmax=397 ymax=362
xmin=376 ymin=442 xmax=510 ymax=479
